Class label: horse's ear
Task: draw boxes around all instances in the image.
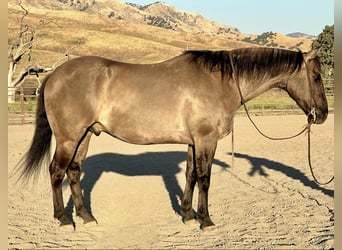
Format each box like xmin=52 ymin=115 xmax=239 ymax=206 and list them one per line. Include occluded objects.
xmin=304 ymin=48 xmax=320 ymax=61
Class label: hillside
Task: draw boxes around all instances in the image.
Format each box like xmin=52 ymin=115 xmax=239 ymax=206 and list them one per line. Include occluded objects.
xmin=9 ymin=0 xmax=241 ymax=36
xmin=8 ymin=0 xmax=314 ymax=68
xmin=8 ymin=0 xmax=249 ymax=64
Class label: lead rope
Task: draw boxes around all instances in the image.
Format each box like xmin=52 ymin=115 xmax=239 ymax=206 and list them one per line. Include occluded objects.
xmin=307 ymin=124 xmax=334 ymax=185
xmin=228 ymin=53 xmax=334 ymax=186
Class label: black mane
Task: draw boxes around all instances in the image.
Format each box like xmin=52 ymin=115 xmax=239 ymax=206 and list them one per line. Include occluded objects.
xmin=184 ymin=48 xmax=304 ymax=80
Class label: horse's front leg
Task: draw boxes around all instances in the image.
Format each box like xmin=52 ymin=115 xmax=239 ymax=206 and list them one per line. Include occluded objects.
xmin=181 ymin=144 xmax=197 ymax=223
xmin=194 ymin=135 xmax=217 ymax=229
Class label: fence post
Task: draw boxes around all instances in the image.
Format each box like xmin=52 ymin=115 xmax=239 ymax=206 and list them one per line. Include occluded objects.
xmin=20 ymin=87 xmax=25 ymax=125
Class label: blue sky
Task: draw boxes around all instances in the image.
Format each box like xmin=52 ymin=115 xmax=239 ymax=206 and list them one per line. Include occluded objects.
xmin=124 ymin=0 xmax=334 ymax=36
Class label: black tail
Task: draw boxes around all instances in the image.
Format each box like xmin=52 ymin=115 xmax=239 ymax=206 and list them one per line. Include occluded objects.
xmin=18 ymin=74 xmax=52 ymax=181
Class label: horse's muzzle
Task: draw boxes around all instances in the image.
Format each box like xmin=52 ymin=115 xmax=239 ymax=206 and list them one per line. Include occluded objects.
xmin=307 ymin=107 xmax=328 ymax=124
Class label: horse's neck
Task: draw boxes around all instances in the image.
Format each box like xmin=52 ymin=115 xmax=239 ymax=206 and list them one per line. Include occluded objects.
xmin=239 ymin=75 xmax=285 ymax=103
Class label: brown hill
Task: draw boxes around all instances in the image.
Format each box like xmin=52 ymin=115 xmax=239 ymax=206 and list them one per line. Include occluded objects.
xmin=8 ymin=0 xmax=313 ymax=67
xmin=10 ymin=0 xmax=241 ymax=36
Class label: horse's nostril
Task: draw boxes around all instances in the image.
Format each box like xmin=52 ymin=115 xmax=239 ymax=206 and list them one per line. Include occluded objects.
xmin=310 ymin=107 xmax=317 ymax=123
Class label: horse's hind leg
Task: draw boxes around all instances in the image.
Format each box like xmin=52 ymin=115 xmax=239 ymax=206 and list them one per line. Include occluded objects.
xmin=50 ymin=140 xmax=79 ymax=226
xmin=66 ymin=132 xmax=97 ymax=224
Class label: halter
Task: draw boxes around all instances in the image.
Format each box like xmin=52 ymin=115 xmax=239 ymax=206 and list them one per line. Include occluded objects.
xmin=228 ymin=52 xmax=333 ymax=186
xmin=303 ymin=59 xmax=317 ymax=124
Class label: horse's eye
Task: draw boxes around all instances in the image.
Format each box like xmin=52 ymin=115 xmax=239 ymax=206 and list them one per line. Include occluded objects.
xmin=313 ymin=74 xmax=321 ymax=82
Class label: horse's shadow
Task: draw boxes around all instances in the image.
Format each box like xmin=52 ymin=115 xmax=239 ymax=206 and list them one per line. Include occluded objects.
xmin=65 ymin=151 xmax=229 ymax=219
xmin=230 ymin=152 xmax=334 ymax=198
xmin=65 ymin=151 xmax=333 ymax=221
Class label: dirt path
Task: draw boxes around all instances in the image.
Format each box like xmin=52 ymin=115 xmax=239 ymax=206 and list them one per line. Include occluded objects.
xmin=8 ymin=114 xmax=334 ymax=249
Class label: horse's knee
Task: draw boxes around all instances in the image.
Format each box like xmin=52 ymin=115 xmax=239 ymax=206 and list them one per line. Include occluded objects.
xmin=66 ymin=163 xmax=81 ymax=184
xmin=50 ymin=141 xmax=81 ymax=185
xmin=197 ymin=175 xmax=210 ymax=191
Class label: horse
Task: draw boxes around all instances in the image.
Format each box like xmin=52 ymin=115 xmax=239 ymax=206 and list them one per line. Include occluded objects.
xmin=18 ymin=47 xmax=328 ymax=229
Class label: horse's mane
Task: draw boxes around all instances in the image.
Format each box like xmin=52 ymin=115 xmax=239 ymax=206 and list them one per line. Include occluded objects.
xmin=184 ymin=48 xmax=305 ymax=80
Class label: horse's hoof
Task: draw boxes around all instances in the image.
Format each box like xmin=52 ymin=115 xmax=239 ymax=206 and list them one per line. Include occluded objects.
xmin=83 ymin=220 xmax=98 ymax=228
xmin=200 ymin=223 xmax=216 ymax=232
xmin=58 ymin=223 xmax=75 ymax=232
xmin=183 ymin=218 xmax=198 ymax=226
xmin=57 ymin=214 xmax=74 ymax=230
xmin=77 ymin=210 xmax=97 ymax=224
xmin=181 ymin=209 xmax=197 ymax=224
xmin=199 ymin=218 xmax=215 ymax=230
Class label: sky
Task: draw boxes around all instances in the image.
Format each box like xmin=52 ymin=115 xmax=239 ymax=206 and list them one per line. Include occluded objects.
xmin=124 ymin=0 xmax=334 ymax=36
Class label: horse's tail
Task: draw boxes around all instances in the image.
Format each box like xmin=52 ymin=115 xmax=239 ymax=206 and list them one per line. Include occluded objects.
xmin=17 ymin=74 xmax=53 ymax=181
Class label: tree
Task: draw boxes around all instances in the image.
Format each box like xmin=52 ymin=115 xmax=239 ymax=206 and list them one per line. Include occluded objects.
xmin=311 ymin=25 xmax=334 ymax=78
xmin=8 ymin=2 xmax=80 ymax=102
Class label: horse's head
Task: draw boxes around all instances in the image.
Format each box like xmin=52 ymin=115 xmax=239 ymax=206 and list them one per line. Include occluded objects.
xmin=286 ymin=49 xmax=328 ymax=124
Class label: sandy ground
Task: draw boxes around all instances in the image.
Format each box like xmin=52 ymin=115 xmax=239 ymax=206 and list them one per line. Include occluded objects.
xmin=8 ymin=114 xmax=334 ymax=249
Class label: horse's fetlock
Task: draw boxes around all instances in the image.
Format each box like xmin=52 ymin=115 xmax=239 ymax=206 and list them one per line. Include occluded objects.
xmin=75 ymin=204 xmax=86 ymax=214
xmin=54 ymin=210 xmax=65 ymax=219
xmin=181 ymin=201 xmax=192 ymax=212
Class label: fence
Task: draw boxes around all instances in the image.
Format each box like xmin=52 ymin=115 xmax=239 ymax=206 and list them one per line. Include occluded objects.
xmin=8 ymin=81 xmax=334 ymax=125
xmin=8 ymin=86 xmax=38 ymax=125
